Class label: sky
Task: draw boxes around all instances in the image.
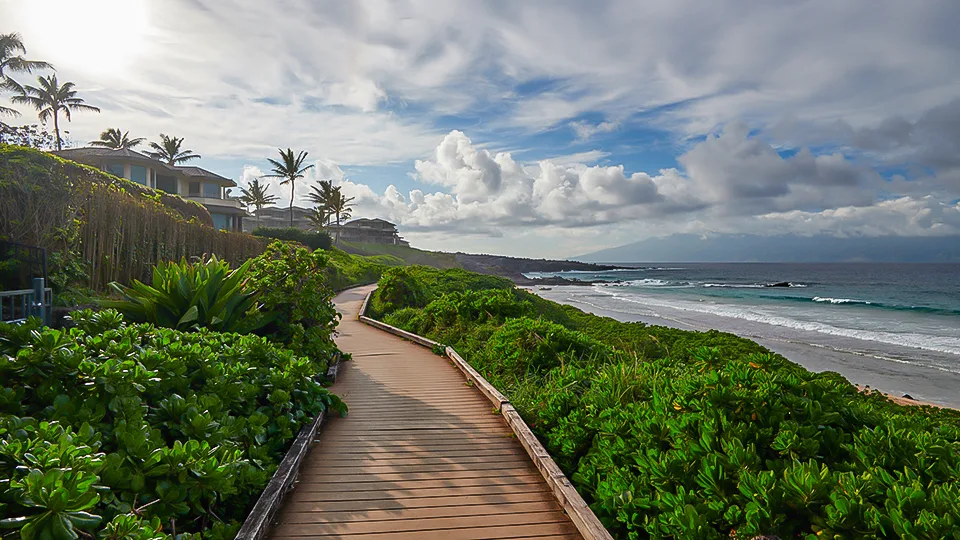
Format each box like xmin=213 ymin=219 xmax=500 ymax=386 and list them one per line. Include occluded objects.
xmin=2 ymin=0 xmax=960 ymax=258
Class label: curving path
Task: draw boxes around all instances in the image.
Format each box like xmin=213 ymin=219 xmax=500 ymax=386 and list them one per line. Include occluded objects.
xmin=268 ymin=285 xmax=582 ymax=539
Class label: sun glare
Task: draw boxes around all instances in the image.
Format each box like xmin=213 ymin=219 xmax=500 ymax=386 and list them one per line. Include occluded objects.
xmin=20 ymin=0 xmax=149 ymax=74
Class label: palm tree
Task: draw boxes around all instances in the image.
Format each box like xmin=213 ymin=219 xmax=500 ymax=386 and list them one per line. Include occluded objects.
xmin=11 ymin=74 xmax=99 ymax=150
xmin=1 ymin=33 xmax=52 ymax=118
xmin=146 ymin=134 xmax=201 ymax=165
xmin=306 ymin=207 xmax=329 ymax=231
xmin=89 ymin=128 xmax=145 ymax=149
xmin=238 ymin=178 xmax=278 ymax=228
xmin=262 ymin=148 xmax=314 ymax=227
xmin=327 ymin=187 xmax=355 ymax=244
xmin=305 ymin=179 xmax=336 ymax=216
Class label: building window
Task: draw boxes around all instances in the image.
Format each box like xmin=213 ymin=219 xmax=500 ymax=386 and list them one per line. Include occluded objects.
xmin=189 ymin=182 xmax=201 ymax=196
xmin=129 ymin=165 xmax=147 ymax=185
xmin=212 ymin=213 xmax=228 ymax=230
xmin=106 ymin=163 xmax=125 ymax=178
xmin=202 ymin=182 xmax=220 ymax=198
xmin=156 ymin=176 xmax=178 ymax=194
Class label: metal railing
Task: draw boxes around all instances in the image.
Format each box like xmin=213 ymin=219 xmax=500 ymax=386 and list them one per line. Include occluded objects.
xmin=0 ymin=278 xmax=52 ymax=326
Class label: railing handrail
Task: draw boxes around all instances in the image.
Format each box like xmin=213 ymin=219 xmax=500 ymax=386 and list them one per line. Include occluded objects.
xmin=0 ymin=278 xmax=52 ymax=326
xmin=0 ymin=289 xmax=35 ymax=296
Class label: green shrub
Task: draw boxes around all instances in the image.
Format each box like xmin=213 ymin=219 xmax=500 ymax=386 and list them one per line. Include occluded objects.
xmin=102 ymin=255 xmax=273 ymax=334
xmin=247 ymin=242 xmax=340 ymax=370
xmin=0 ymin=310 xmax=345 ymax=538
xmin=368 ymin=266 xmax=431 ymax=317
xmin=370 ymin=268 xmax=960 ymax=539
xmin=251 ymin=227 xmax=332 ymax=250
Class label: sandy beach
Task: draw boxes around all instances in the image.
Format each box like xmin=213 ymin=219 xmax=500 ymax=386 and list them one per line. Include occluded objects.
xmin=528 ymin=286 xmax=960 ymax=410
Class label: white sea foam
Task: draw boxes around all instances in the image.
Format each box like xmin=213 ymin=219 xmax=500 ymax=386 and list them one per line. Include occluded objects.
xmin=813 ymin=297 xmax=872 ymax=305
xmin=591 ymin=285 xmax=960 ymax=357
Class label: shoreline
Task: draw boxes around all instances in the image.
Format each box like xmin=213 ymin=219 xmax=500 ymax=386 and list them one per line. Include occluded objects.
xmin=522 ymin=285 xmax=960 ymax=411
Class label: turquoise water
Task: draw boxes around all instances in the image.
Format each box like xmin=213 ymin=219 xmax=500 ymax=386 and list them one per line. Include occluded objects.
xmin=526 ymin=263 xmax=960 ymax=370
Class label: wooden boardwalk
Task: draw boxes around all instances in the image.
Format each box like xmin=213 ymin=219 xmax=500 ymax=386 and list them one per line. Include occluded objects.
xmin=269 ymin=285 xmax=582 ymax=539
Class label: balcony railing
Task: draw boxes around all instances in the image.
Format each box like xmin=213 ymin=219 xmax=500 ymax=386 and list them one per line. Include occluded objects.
xmin=185 ymin=196 xmax=243 ymax=209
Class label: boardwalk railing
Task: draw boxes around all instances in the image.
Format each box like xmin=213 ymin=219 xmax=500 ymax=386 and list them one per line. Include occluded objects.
xmin=0 ymin=277 xmax=52 ymax=326
xmin=358 ymin=289 xmax=613 ymax=540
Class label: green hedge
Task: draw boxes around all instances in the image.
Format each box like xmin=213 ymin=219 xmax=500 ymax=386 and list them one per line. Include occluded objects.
xmin=251 ymin=227 xmax=332 ymax=250
xmin=372 ymin=267 xmax=960 ymax=539
xmin=0 ymin=310 xmax=345 ymax=539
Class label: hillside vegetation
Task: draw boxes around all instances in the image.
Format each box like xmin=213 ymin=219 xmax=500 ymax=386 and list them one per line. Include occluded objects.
xmin=369 ymin=266 xmax=960 ymax=539
xmin=340 ymin=241 xmax=458 ymax=268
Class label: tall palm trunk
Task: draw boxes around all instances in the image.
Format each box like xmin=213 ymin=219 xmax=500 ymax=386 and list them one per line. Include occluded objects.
xmin=53 ymin=108 xmax=61 ymax=150
xmin=289 ymin=179 xmax=295 ymax=227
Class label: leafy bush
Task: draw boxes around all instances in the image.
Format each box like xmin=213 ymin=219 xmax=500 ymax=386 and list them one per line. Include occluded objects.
xmin=103 ymin=255 xmax=273 ymax=333
xmin=371 ymin=268 xmax=960 ymax=539
xmin=368 ymin=265 xmax=512 ymax=318
xmin=251 ymin=227 xmax=332 ymax=250
xmin=0 ymin=310 xmax=345 ymax=538
xmin=247 ymin=242 xmax=340 ymax=370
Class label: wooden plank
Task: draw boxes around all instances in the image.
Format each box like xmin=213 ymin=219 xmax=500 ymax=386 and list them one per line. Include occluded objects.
xmin=272 ymin=511 xmax=572 ymax=535
xmin=315 ymin=451 xmax=529 ymax=463
xmin=279 ymin=501 xmax=563 ymax=524
xmin=297 ymin=460 xmax=535 ymax=476
xmin=290 ymin=475 xmax=545 ymax=492
xmin=283 ymin=491 xmax=556 ymax=512
xmin=270 ymin=522 xmax=580 ymax=539
xmin=286 ymin=484 xmax=552 ymax=503
xmin=298 ymin=468 xmax=541 ymax=483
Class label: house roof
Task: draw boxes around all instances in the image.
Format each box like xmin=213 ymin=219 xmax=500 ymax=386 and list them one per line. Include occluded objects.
xmin=174 ymin=166 xmax=236 ymax=187
xmin=345 ymin=218 xmax=396 ymax=226
xmin=54 ymin=147 xmax=237 ymax=186
xmin=54 ymin=147 xmax=178 ymax=170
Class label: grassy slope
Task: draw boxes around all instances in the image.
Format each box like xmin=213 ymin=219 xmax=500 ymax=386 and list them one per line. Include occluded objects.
xmin=339 ymin=241 xmax=458 ymax=268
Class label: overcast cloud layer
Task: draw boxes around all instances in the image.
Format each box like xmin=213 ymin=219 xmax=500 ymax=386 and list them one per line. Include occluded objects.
xmin=3 ymin=0 xmax=960 ymax=257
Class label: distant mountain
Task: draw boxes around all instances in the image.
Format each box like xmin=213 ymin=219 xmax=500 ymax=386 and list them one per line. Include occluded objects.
xmin=576 ymin=234 xmax=960 ymax=263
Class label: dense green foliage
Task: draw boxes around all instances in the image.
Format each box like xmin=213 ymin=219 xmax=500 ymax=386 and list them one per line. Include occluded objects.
xmin=368 ymin=265 xmax=512 ymax=318
xmin=0 ymin=310 xmax=345 ymax=539
xmin=247 ymin=242 xmax=341 ymax=371
xmin=103 ymin=256 xmax=272 ymax=334
xmin=373 ymin=267 xmax=960 ymax=539
xmin=251 ymin=227 xmax=332 ymax=251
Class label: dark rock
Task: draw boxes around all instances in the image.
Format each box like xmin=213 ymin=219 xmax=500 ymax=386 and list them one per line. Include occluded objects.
xmin=765 ymin=281 xmax=793 ymax=288
xmin=454 ymin=252 xmax=630 ymax=284
xmin=903 ymin=394 xmax=914 ymax=400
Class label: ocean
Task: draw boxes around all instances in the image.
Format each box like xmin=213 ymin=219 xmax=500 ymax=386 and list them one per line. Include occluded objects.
xmin=525 ymin=263 xmax=960 ymax=408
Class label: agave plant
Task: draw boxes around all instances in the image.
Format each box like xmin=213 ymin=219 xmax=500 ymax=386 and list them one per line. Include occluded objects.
xmin=103 ymin=256 xmax=273 ymax=333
